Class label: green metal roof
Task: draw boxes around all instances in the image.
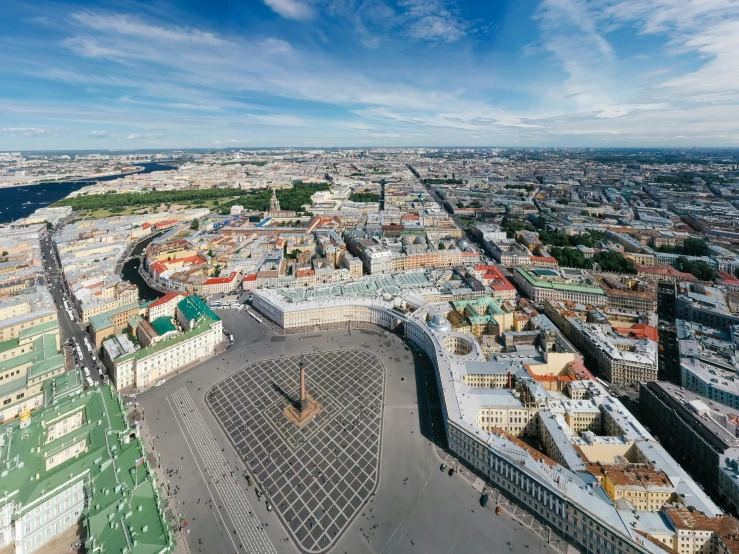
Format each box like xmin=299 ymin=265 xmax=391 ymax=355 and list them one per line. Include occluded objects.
xmin=516 ymin=267 xmax=605 ymax=295
xmin=128 ymin=314 xmax=144 ymax=328
xmin=150 ymin=317 xmax=177 ymax=336
xmin=176 ymin=295 xmax=220 ymax=324
xmin=452 ymin=296 xmax=506 ymax=316
xmin=0 ymin=332 xmax=57 ymax=374
xmin=28 ymin=353 xmax=64 ymax=379
xmin=0 ymin=336 xmax=19 ymax=355
xmin=19 ymin=319 xmax=59 ymax=339
xmin=0 ymin=380 xmax=174 ymax=554
xmin=89 ymin=303 xmax=140 ymax=332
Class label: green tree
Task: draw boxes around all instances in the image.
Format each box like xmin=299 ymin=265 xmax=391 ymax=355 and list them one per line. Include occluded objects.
xmin=438 ymin=242 xmax=446 ymax=250
xmin=348 ymin=192 xmax=380 ymax=203
xmin=682 ymin=238 xmax=709 ymax=257
xmin=208 ymin=249 xmax=214 ymax=258
xmin=213 ymin=264 xmax=222 ymax=277
xmin=674 ymin=257 xmax=717 ymax=281
xmin=190 ymin=219 xmax=200 ymax=230
xmin=593 ymin=251 xmax=637 ymax=274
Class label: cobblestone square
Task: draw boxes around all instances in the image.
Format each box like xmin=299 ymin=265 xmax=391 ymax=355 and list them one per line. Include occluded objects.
xmin=207 ymin=350 xmax=385 ymax=553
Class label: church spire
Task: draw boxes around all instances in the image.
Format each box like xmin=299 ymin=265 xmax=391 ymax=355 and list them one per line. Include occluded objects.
xmin=269 ymin=188 xmax=280 ymax=213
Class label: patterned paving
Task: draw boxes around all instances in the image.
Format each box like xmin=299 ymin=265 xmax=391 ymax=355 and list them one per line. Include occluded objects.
xmin=207 ymin=350 xmax=385 ymax=553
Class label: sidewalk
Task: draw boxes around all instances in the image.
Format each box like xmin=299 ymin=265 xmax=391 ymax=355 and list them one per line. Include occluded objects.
xmin=132 ymin=408 xmax=190 ymax=554
xmin=432 ymin=445 xmax=577 ymax=554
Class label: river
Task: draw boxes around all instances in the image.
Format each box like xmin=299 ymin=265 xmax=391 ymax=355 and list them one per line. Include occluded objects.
xmin=0 ymin=161 xmax=177 ymax=224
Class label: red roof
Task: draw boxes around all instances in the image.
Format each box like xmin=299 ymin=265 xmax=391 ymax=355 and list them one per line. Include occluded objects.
xmin=295 ymin=268 xmax=315 ymax=278
xmin=402 ymin=214 xmax=420 ymax=220
xmin=149 ymin=291 xmax=190 ymax=309
xmin=149 ymin=261 xmax=167 ymax=275
xmin=614 ymin=324 xmax=658 ymax=342
xmin=478 ymin=265 xmax=516 ymax=290
xmin=154 ymin=219 xmax=178 ymax=227
xmin=531 ymin=256 xmax=558 ymax=263
xmin=718 ymin=271 xmax=739 ymax=285
xmin=203 ymin=271 xmax=238 ymax=285
xmin=636 ymin=263 xmax=696 ymax=280
xmin=243 ymin=273 xmax=257 ymax=281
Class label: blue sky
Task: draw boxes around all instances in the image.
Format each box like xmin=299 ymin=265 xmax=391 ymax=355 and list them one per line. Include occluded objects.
xmin=1 ymin=0 xmax=739 ymax=149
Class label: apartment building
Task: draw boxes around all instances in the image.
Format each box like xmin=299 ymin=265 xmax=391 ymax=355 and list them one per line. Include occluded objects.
xmin=513 ymin=267 xmax=608 ymax=306
xmin=104 ymin=296 xmax=223 ymax=391
xmin=675 ymin=282 xmax=739 ymax=333
xmin=640 ymin=381 xmax=739 ymax=502
xmin=0 ymin=295 xmax=65 ymax=423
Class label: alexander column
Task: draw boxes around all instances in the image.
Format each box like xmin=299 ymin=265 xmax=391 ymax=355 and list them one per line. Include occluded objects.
xmin=284 ymin=354 xmax=322 ymax=427
xmin=298 ymin=355 xmax=308 ymax=411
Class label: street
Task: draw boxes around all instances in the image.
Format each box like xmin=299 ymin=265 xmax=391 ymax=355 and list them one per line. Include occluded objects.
xmin=40 ymin=230 xmax=104 ymax=383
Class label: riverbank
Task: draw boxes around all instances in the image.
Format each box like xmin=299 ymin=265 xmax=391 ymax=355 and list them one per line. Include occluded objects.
xmin=0 ymin=162 xmax=175 ymax=224
xmin=0 ymin=166 xmax=144 ymax=189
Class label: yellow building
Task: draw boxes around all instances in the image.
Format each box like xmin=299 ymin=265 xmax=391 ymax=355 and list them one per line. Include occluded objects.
xmin=600 ymin=463 xmax=675 ymax=512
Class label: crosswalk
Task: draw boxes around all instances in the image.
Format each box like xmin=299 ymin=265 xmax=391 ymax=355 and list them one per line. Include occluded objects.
xmin=168 ymin=388 xmax=277 ymax=554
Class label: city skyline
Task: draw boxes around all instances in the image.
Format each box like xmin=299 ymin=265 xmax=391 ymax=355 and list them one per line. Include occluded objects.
xmin=2 ymin=0 xmax=739 ymax=149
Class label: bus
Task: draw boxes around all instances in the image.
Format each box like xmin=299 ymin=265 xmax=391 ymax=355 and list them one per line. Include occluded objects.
xmin=211 ymin=301 xmax=221 ymax=308
xmin=248 ymin=311 xmax=263 ymax=324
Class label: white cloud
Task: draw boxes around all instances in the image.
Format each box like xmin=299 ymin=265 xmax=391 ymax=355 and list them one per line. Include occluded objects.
xmin=400 ymin=0 xmax=468 ymax=42
xmin=535 ymin=0 xmax=618 ymax=114
xmin=125 ymin=133 xmax=163 ymax=140
xmin=71 ymin=11 xmax=229 ymax=45
xmin=247 ymin=114 xmax=310 ymax=127
xmin=0 ymin=127 xmax=50 ymax=137
xmin=90 ymin=130 xmax=114 ymax=138
xmin=262 ymin=0 xmax=314 ymax=21
xmin=7 ymin=2 xmax=739 ymax=147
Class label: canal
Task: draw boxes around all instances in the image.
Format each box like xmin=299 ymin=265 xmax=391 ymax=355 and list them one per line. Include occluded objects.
xmin=121 ymin=232 xmax=164 ymax=302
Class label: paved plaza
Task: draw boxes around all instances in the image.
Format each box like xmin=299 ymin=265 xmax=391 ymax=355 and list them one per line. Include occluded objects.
xmin=206 ymin=349 xmax=385 ymax=553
